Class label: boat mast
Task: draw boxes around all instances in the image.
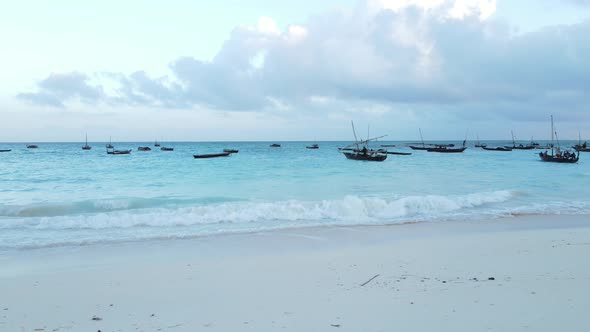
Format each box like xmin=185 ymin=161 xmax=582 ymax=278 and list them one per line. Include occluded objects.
xmin=550 ymin=115 xmax=554 ymax=154
xmin=511 ymin=130 xmax=516 ymax=147
xmin=419 ymin=128 xmax=425 ymax=147
xmin=351 ymin=121 xmax=360 ymax=150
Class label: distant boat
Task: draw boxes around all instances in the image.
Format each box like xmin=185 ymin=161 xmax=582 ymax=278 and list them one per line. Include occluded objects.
xmin=482 ymin=146 xmax=512 ymax=151
xmin=138 ymin=146 xmax=151 ymax=151
xmin=306 ymin=144 xmax=319 ymax=149
xmin=384 ymin=151 xmax=412 ymax=155
xmin=82 ymin=133 xmax=91 ymax=150
xmin=0 ymin=149 xmax=11 ymax=152
xmin=538 ymin=115 xmax=578 ymax=163
xmin=193 ymin=152 xmax=231 ymax=159
xmin=223 ymin=149 xmax=239 ymax=153
xmin=154 ymin=139 xmax=161 ymax=147
xmin=160 ymin=147 xmax=174 ymax=151
xmin=427 ymin=140 xmax=467 ymax=153
xmin=380 ymin=144 xmax=396 ymax=147
xmin=409 ymin=128 xmax=428 ymax=150
xmin=106 ymin=147 xmax=131 ymax=155
xmin=474 ymin=135 xmax=486 ymax=148
xmin=573 ymin=132 xmax=590 ymax=152
xmin=340 ymin=121 xmax=388 ymax=161
xmin=26 ymin=144 xmax=38 ymax=149
xmin=106 ymin=137 xmax=114 ymax=149
xmin=270 ymin=144 xmax=281 ymax=147
xmin=505 ymin=131 xmax=534 ymax=150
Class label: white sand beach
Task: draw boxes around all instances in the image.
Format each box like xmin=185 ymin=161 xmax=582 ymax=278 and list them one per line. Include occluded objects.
xmin=1 ymin=215 xmax=589 ymax=332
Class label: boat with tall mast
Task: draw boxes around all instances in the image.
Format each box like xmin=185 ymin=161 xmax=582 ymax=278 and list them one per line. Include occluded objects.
xmin=82 ymin=133 xmax=91 ymax=150
xmin=573 ymin=132 xmax=590 ymax=152
xmin=539 ymin=115 xmax=579 ymax=163
xmin=474 ymin=134 xmax=486 ymax=148
xmin=409 ymin=128 xmax=429 ymax=150
xmin=106 ymin=137 xmax=114 ymax=149
xmin=340 ymin=121 xmax=387 ymax=161
xmin=506 ymin=131 xmax=534 ymax=150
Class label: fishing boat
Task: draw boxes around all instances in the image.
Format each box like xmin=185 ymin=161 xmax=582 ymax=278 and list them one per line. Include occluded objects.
xmin=380 ymin=144 xmax=396 ymax=147
xmin=82 ymin=133 xmax=91 ymax=150
xmin=408 ymin=128 xmax=429 ymax=150
xmin=505 ymin=131 xmax=534 ymax=150
xmin=0 ymin=149 xmax=11 ymax=152
xmin=572 ymin=133 xmax=590 ymax=152
xmin=26 ymin=144 xmax=38 ymax=149
xmin=384 ymin=151 xmax=412 ymax=155
xmin=270 ymin=143 xmax=281 ymax=147
xmin=154 ymin=139 xmax=160 ymax=147
xmin=193 ymin=152 xmax=231 ymax=159
xmin=340 ymin=121 xmax=388 ymax=161
xmin=482 ymin=146 xmax=512 ymax=151
xmin=138 ymin=146 xmax=151 ymax=151
xmin=474 ymin=135 xmax=486 ymax=148
xmin=223 ymin=149 xmax=239 ymax=153
xmin=426 ymin=139 xmax=467 ymax=153
xmin=538 ymin=115 xmax=579 ymax=163
xmin=160 ymin=147 xmax=174 ymax=151
xmin=106 ymin=137 xmax=114 ymax=149
xmin=306 ymin=144 xmax=319 ymax=149
xmin=106 ymin=147 xmax=131 ymax=155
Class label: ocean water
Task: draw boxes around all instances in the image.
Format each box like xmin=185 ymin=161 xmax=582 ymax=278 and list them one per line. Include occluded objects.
xmin=0 ymin=141 xmax=588 ymax=250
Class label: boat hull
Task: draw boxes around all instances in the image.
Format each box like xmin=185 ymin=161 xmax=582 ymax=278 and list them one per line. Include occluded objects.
xmin=426 ymin=147 xmax=466 ymax=153
xmin=0 ymin=149 xmax=11 ymax=152
xmin=482 ymin=147 xmax=512 ymax=151
xmin=193 ymin=152 xmax=231 ymax=159
xmin=539 ymin=153 xmax=578 ymax=163
xmin=342 ymin=151 xmax=387 ymax=161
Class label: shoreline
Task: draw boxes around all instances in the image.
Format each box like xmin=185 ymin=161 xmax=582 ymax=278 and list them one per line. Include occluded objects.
xmin=1 ymin=214 xmax=589 ymax=331
xmin=1 ymin=212 xmax=589 ymax=253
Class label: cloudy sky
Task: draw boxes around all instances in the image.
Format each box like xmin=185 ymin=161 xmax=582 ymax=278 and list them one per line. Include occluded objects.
xmin=1 ymin=0 xmax=589 ymax=142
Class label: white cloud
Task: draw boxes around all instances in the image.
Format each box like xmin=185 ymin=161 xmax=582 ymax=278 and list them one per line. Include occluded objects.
xmin=17 ymin=0 xmax=590 ymax=127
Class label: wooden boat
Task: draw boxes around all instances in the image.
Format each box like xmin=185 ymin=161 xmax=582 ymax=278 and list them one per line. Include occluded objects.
xmin=106 ymin=137 xmax=114 ymax=149
xmin=482 ymin=146 xmax=512 ymax=151
xmin=0 ymin=149 xmax=11 ymax=152
xmin=82 ymin=133 xmax=91 ymax=150
xmin=26 ymin=144 xmax=38 ymax=149
xmin=385 ymin=151 xmax=412 ymax=155
xmin=539 ymin=115 xmax=579 ymax=163
xmin=380 ymin=144 xmax=396 ymax=147
xmin=340 ymin=121 xmax=387 ymax=161
xmin=138 ymin=146 xmax=151 ymax=151
xmin=427 ymin=146 xmax=466 ymax=153
xmin=343 ymin=149 xmax=387 ymax=161
xmin=223 ymin=149 xmax=239 ymax=153
xmin=193 ymin=152 xmax=231 ymax=159
xmin=573 ymin=133 xmax=590 ymax=152
xmin=306 ymin=144 xmax=319 ymax=149
xmin=154 ymin=139 xmax=160 ymax=147
xmin=505 ymin=131 xmax=534 ymax=149
xmin=106 ymin=148 xmax=131 ymax=155
xmin=427 ymin=140 xmax=466 ymax=153
xmin=270 ymin=144 xmax=281 ymax=147
xmin=474 ymin=135 xmax=486 ymax=148
xmin=160 ymin=147 xmax=174 ymax=151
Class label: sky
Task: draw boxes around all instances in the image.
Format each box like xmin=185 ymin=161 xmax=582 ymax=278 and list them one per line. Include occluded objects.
xmin=1 ymin=0 xmax=590 ymax=142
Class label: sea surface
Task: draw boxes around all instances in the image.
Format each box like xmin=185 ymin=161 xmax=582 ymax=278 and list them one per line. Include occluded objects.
xmin=0 ymin=141 xmax=588 ymax=250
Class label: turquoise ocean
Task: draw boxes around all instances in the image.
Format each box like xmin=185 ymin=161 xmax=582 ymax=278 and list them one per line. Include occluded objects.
xmin=0 ymin=141 xmax=588 ymax=250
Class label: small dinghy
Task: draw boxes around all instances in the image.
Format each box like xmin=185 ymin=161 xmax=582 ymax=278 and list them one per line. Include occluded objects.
xmin=160 ymin=147 xmax=174 ymax=151
xmin=0 ymin=149 xmax=11 ymax=152
xmin=270 ymin=143 xmax=281 ymax=147
xmin=26 ymin=144 xmax=38 ymax=149
xmin=223 ymin=149 xmax=239 ymax=153
xmin=138 ymin=146 xmax=151 ymax=151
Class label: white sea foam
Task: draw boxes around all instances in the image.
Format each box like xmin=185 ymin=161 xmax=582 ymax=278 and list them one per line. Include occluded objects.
xmin=1 ymin=190 xmax=518 ymax=230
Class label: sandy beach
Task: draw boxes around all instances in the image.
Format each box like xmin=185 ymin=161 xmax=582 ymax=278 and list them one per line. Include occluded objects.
xmin=1 ymin=215 xmax=589 ymax=332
